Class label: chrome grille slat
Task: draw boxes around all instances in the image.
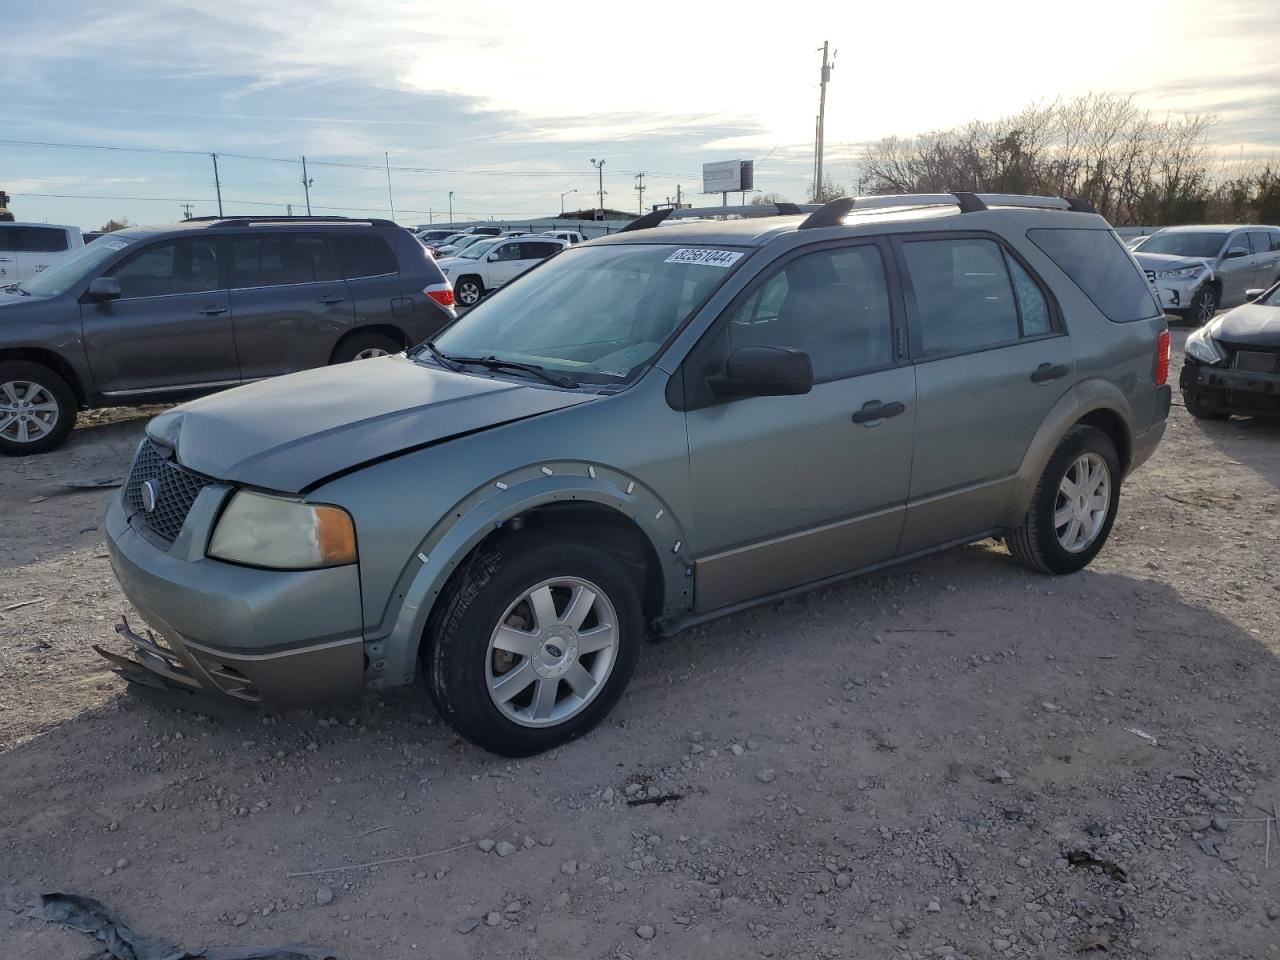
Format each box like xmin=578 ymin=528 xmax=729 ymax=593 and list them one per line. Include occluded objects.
xmin=123 ymin=439 xmax=212 ymax=543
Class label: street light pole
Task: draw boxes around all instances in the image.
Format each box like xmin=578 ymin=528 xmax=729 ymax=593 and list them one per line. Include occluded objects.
xmin=448 ymin=191 xmax=454 ymax=226
xmin=590 ymin=158 xmax=605 ymax=220
xmin=560 ymin=189 xmax=578 ymax=215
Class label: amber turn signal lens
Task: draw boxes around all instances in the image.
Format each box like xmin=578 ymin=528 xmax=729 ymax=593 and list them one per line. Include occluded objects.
xmin=315 ymin=506 xmax=357 ymax=565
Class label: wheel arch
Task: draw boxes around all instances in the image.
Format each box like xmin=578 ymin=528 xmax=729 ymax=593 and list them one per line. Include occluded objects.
xmin=0 ymin=347 xmax=88 ymax=407
xmin=330 ymin=324 xmax=409 ymax=362
xmin=370 ymin=464 xmax=691 ymax=691
xmin=1003 ymin=379 xmax=1136 ymax=528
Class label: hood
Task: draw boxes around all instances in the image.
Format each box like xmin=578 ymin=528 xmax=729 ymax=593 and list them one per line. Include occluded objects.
xmin=150 ymin=355 xmax=600 ymax=493
xmin=1209 ymin=301 xmax=1280 ymax=347
xmin=1133 ymin=252 xmax=1210 ymax=273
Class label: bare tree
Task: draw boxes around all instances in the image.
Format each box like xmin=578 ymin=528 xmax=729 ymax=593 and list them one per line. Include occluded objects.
xmin=98 ymin=217 xmax=133 ymax=233
xmin=750 ymin=192 xmax=788 ymax=206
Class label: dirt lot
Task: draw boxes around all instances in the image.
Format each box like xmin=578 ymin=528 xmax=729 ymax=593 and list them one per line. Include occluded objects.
xmin=2 ymin=330 xmax=1279 ymax=960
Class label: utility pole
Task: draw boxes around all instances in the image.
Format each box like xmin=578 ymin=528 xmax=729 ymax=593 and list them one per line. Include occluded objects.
xmin=676 ymin=184 xmax=682 ymax=207
xmin=634 ymin=172 xmax=646 ymax=215
xmin=301 ymin=156 xmax=313 ymax=216
xmin=180 ymin=202 xmax=193 ymax=220
xmin=590 ymin=158 xmax=606 ymax=220
xmin=210 ymin=153 xmax=223 ymax=217
xmin=448 ymin=191 xmax=454 ymax=226
xmin=384 ymin=152 xmax=395 ymax=221
xmin=287 ymin=204 xmax=293 ymax=216
xmin=814 ymin=41 xmax=834 ymax=202
xmin=560 ymin=189 xmax=577 ymax=215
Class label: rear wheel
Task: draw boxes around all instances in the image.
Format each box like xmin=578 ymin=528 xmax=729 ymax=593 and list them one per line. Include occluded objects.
xmin=1007 ymin=425 xmax=1121 ymax=575
xmin=331 ymin=331 xmax=401 ymax=364
xmin=455 ymin=276 xmax=484 ymax=308
xmin=426 ymin=532 xmax=642 ymax=756
xmin=0 ymin=361 xmax=77 ymax=456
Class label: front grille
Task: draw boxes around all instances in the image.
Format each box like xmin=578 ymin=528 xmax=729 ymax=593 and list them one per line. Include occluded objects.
xmin=123 ymin=439 xmax=212 ymax=543
xmin=1233 ymin=350 xmax=1280 ymax=374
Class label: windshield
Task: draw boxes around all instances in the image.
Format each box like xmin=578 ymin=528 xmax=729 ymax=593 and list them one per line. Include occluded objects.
xmin=17 ymin=234 xmax=135 ymax=297
xmin=459 ymin=238 xmax=499 ymax=259
xmin=1137 ymin=231 xmax=1228 ymax=259
xmin=429 ymin=243 xmax=747 ymax=383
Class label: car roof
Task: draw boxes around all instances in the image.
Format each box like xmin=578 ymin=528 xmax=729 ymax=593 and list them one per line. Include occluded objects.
xmin=118 ymin=217 xmax=396 ymax=238
xmin=1155 ymin=224 xmax=1277 ymax=233
xmin=2 ymin=221 xmax=78 ymax=231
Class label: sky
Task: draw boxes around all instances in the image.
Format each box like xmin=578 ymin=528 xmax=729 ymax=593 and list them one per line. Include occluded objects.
xmin=2 ymin=0 xmax=1277 ymax=230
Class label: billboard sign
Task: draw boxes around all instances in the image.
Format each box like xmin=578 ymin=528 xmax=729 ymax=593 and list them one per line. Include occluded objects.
xmin=702 ymin=160 xmax=754 ymax=194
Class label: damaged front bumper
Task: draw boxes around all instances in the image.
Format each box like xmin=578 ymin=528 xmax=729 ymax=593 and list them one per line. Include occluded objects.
xmin=1181 ymin=358 xmax=1280 ymax=416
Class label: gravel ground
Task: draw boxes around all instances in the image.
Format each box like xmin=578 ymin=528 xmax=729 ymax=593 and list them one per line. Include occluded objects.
xmin=2 ymin=330 xmax=1279 ymax=959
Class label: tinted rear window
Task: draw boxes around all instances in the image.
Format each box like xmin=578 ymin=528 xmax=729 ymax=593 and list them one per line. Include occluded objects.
xmin=330 ymin=233 xmax=397 ymax=278
xmin=1027 ymin=228 xmax=1161 ymax=322
xmin=0 ymin=225 xmax=69 ymax=253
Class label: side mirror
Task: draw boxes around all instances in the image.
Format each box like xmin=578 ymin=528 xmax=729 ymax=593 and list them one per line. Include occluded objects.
xmin=1245 ymin=288 xmax=1264 ymax=301
xmin=487 ymin=253 xmax=499 ymax=262
xmin=1224 ymin=247 xmax=1248 ymax=260
xmin=709 ymin=345 xmax=814 ymax=399
xmin=87 ymin=277 xmax=122 ymax=302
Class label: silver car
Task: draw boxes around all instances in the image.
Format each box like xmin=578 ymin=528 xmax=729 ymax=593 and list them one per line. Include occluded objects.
xmin=1134 ymin=224 xmax=1280 ymax=324
xmin=102 ymin=193 xmax=1172 ymax=756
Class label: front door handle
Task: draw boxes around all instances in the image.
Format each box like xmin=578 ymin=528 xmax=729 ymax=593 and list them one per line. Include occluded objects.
xmin=851 ymin=399 xmax=906 ymax=424
xmin=1030 ymin=362 xmax=1069 ymax=384
xmin=198 ymin=305 xmax=228 ymax=317
xmin=317 ymin=296 xmax=345 ymax=305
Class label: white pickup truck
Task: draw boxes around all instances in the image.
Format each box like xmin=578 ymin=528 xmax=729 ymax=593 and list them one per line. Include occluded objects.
xmin=0 ymin=223 xmax=84 ymax=285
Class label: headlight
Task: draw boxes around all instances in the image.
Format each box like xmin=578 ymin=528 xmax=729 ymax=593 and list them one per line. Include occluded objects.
xmin=1156 ymin=266 xmax=1202 ymax=280
xmin=440 ymin=266 xmax=450 ymax=275
xmin=1184 ymin=328 xmax=1225 ymax=366
xmin=209 ymin=491 xmax=356 ymax=569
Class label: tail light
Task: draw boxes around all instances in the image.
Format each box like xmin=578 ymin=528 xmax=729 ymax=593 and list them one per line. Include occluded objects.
xmin=1156 ymin=329 xmax=1171 ymax=385
xmin=424 ymin=282 xmax=455 ymax=309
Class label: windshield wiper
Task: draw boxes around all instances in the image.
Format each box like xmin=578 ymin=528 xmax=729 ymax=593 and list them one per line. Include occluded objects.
xmin=445 ymin=354 xmax=578 ymax=388
xmin=417 ymin=339 xmax=462 ymax=371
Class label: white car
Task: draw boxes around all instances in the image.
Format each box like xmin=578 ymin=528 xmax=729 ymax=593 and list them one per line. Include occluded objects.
xmin=0 ymin=223 xmax=84 ymax=285
xmin=434 ymin=235 xmax=568 ymax=306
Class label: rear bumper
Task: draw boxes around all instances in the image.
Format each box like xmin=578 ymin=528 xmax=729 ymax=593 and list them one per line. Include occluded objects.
xmin=103 ymin=494 xmax=366 ymax=708
xmin=1130 ymin=385 xmax=1171 ymax=472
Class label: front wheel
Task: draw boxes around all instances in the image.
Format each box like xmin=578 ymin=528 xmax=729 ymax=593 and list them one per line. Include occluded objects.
xmin=426 ymin=532 xmax=642 ymax=756
xmin=1007 ymin=425 xmax=1121 ymax=575
xmin=1185 ymin=285 xmax=1217 ymax=326
xmin=0 ymin=360 xmax=77 ymax=456
xmin=455 ymin=276 xmax=484 ymax=308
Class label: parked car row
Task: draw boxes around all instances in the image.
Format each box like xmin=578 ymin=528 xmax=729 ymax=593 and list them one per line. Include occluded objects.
xmin=1132 ymin=223 xmax=1280 ymax=324
xmin=435 ymin=235 xmax=568 ymax=306
xmin=0 ymin=217 xmax=454 ymax=455
xmin=97 ymin=192 xmax=1172 ymax=756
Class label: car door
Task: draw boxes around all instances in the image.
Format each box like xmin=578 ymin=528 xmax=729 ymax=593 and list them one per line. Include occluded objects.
xmin=1217 ymin=231 xmax=1254 ymax=306
xmin=484 ymin=239 xmax=527 ymax=287
xmin=0 ymin=224 xmax=18 ymax=284
xmin=1246 ymin=230 xmax=1280 ymax=291
xmin=682 ymin=240 xmax=916 ymax=614
xmin=81 ymin=235 xmax=240 ymax=397
xmin=893 ymin=232 xmax=1075 ymax=554
xmin=329 ymin=230 xmax=405 ymax=332
xmin=227 ymin=233 xmax=356 ymax=379
xmin=18 ymin=226 xmax=71 ymax=280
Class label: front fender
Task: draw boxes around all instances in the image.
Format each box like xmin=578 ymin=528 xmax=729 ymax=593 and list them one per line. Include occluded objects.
xmin=370 ymin=461 xmax=692 ymax=689
xmin=1000 ymin=378 xmax=1135 ymax=528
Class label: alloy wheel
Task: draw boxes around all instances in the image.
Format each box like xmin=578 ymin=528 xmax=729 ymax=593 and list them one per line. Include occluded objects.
xmin=1054 ymin=453 xmax=1111 ymax=553
xmin=0 ymin=380 xmax=59 ymax=445
xmin=353 ymin=347 xmax=391 ymax=360
xmin=457 ymin=281 xmax=481 ymax=306
xmin=1196 ymin=288 xmax=1216 ymax=325
xmin=485 ymin=576 xmax=618 ymax=728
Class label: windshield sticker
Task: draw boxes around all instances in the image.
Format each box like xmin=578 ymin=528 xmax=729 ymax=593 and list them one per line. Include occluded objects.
xmin=104 ymin=240 xmax=130 ymax=251
xmin=664 ymin=248 xmax=743 ymax=268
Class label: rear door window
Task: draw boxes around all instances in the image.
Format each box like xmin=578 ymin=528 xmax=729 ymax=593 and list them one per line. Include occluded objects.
xmin=230 ymin=235 xmax=340 ymax=288
xmin=0 ymin=226 xmax=68 ymax=252
xmin=1027 ymin=228 xmax=1161 ymax=322
xmin=330 ymin=233 xmax=397 ymax=278
xmin=901 ymin=238 xmax=1020 ymax=355
xmin=108 ymin=238 xmax=222 ymax=298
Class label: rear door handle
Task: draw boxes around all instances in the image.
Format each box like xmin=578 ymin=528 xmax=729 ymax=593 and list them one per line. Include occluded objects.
xmin=1030 ymin=362 xmax=1069 ymax=384
xmin=851 ymin=399 xmax=906 ymax=424
xmin=317 ymin=296 xmax=345 ymax=305
xmin=198 ymin=305 xmax=228 ymax=317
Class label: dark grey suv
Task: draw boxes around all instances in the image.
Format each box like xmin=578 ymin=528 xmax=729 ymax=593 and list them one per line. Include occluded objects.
xmin=0 ymin=216 xmax=455 ymax=455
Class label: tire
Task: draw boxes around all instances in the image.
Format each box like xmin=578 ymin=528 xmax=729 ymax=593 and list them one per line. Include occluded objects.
xmin=1181 ymin=387 xmax=1227 ymax=420
xmin=1007 ymin=425 xmax=1122 ymax=575
xmin=455 ymin=276 xmax=484 ymax=308
xmin=1186 ymin=285 xmax=1217 ymax=326
xmin=0 ymin=360 xmax=77 ymax=456
xmin=331 ymin=331 xmax=401 ymax=364
xmin=425 ymin=531 xmax=642 ymax=756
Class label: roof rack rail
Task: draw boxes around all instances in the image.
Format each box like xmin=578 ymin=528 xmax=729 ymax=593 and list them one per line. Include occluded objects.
xmin=200 ymin=215 xmax=375 ymax=228
xmin=798 ymin=192 xmax=1100 ymax=229
xmin=618 ymin=202 xmax=820 ymax=233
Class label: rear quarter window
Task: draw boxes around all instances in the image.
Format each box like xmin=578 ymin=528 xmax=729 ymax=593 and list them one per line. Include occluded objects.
xmin=0 ymin=226 xmax=69 ymax=253
xmin=1027 ymin=228 xmax=1161 ymax=322
xmin=330 ymin=233 xmax=398 ymax=278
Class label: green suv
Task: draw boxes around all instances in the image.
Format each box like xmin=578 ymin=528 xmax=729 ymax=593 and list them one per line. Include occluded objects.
xmin=102 ymin=193 xmax=1172 ymax=755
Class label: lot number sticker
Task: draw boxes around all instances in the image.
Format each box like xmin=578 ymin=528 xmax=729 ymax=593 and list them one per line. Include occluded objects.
xmin=665 ymin=248 xmax=743 ymax=268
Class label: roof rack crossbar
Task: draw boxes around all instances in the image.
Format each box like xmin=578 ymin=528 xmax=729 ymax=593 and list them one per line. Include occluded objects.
xmin=797 ymin=191 xmax=1099 ymax=229
xmin=618 ymin=208 xmax=673 ymax=233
